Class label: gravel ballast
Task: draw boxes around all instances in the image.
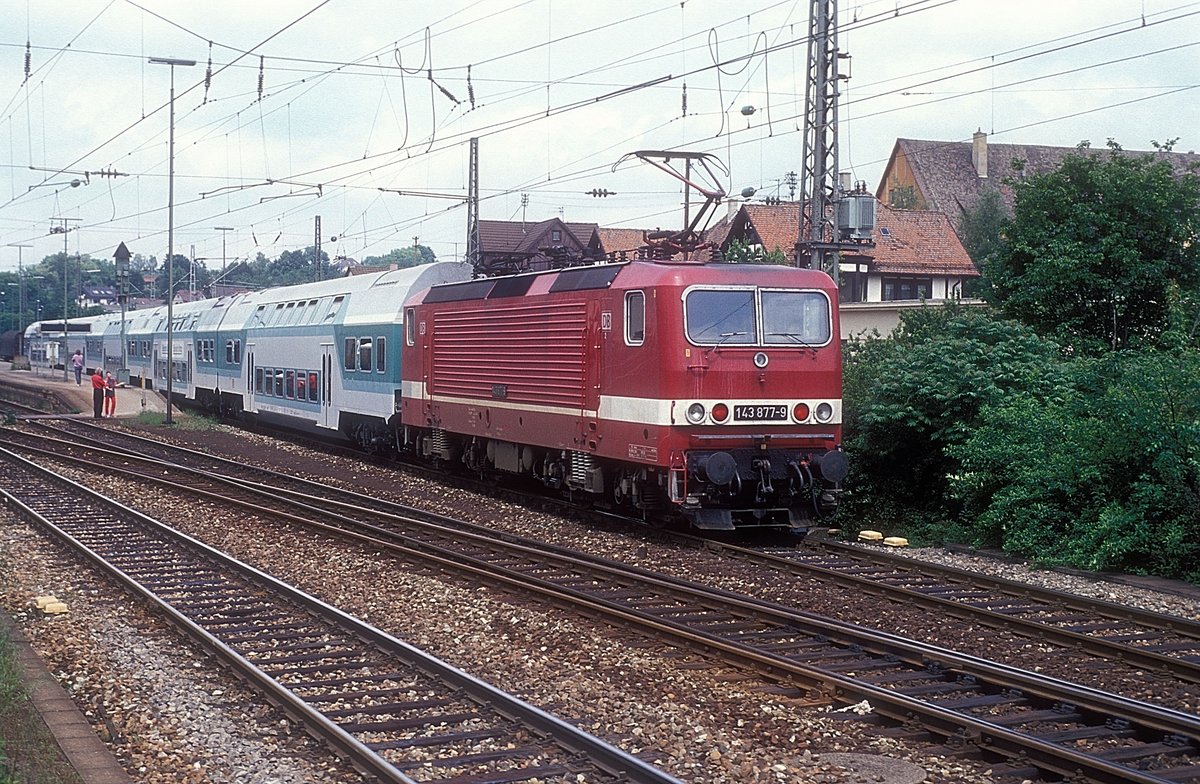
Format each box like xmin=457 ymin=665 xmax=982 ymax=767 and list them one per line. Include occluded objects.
xmin=2 ymin=422 xmax=1197 ymax=783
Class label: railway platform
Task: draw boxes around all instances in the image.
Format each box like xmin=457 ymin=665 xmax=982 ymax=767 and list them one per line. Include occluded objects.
xmin=0 ymin=362 xmax=168 ymax=419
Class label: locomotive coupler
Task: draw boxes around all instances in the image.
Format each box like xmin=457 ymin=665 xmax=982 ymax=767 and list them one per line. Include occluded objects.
xmin=752 ymin=458 xmax=773 ymax=501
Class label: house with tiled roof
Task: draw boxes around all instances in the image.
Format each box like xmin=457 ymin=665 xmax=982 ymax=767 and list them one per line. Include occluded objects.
xmin=705 ymin=200 xmax=978 ymax=339
xmin=477 ymin=218 xmax=604 ymax=273
xmin=596 ymin=227 xmax=652 ymax=256
xmin=78 ymin=285 xmax=118 ymax=310
xmin=876 ymin=131 xmax=1200 ymax=225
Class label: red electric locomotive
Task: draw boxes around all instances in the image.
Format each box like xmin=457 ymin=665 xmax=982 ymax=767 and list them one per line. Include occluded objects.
xmin=397 ymin=259 xmax=848 ymax=531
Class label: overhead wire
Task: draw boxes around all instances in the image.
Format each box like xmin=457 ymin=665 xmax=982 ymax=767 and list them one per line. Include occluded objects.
xmin=4 ymin=0 xmax=1193 ymax=262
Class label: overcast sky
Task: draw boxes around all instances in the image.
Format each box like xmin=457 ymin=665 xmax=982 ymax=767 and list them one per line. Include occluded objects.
xmin=1 ymin=0 xmax=1197 ymax=274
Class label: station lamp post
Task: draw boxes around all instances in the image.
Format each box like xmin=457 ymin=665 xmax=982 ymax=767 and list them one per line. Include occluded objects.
xmin=7 ymin=243 xmax=32 ymax=340
xmin=215 ymin=226 xmax=234 ymax=284
xmin=149 ymin=55 xmax=196 ymax=424
xmin=50 ymin=218 xmax=79 ymax=380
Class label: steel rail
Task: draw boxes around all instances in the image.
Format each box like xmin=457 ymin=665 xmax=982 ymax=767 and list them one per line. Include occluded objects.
xmin=7 ymin=431 xmax=1200 ymax=783
xmin=0 ymin=445 xmax=682 ymax=784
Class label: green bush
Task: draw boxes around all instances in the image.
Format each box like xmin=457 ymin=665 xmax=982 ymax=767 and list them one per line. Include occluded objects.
xmin=954 ymin=348 xmax=1200 ymax=579
xmin=842 ymin=303 xmax=1067 ymax=539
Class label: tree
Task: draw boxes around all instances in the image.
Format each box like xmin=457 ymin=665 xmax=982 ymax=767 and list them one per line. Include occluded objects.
xmin=722 ymin=239 xmax=788 ymax=265
xmin=953 ymin=341 xmax=1200 ymax=580
xmin=842 ymin=302 xmax=1067 ymax=537
xmin=361 ymin=245 xmax=437 ymax=269
xmin=984 ymin=141 xmax=1200 ymax=354
xmin=958 ymin=188 xmax=1007 ymax=266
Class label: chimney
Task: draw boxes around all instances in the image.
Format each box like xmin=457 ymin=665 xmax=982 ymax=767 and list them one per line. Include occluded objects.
xmin=972 ymin=129 xmax=988 ymax=179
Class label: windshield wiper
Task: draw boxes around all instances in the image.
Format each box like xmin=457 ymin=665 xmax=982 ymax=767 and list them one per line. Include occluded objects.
xmin=704 ymin=331 xmax=747 ymax=355
xmin=768 ymin=332 xmax=818 ymax=351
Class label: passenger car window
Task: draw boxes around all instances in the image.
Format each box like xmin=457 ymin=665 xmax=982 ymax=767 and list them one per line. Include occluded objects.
xmin=344 ymin=337 xmax=356 ymax=370
xmin=359 ymin=338 xmax=372 ymax=372
xmin=376 ymin=337 xmax=386 ymax=373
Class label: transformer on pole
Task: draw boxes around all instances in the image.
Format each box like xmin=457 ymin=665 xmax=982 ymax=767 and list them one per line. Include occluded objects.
xmin=797 ymin=0 xmax=873 ymax=273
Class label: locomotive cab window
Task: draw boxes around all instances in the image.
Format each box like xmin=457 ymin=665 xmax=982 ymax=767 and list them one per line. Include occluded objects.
xmin=684 ymin=287 xmax=832 ymax=347
xmin=405 ymin=308 xmax=416 ymax=345
xmin=761 ymin=290 xmax=831 ymax=346
xmin=685 ymin=289 xmax=757 ymax=345
xmin=625 ymin=291 xmax=645 ymax=345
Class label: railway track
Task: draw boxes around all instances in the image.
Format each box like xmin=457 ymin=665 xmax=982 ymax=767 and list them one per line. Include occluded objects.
xmin=21 ymin=417 xmax=1200 ymax=688
xmin=0 ymin=444 xmax=680 ymax=784
xmin=5 ymin=421 xmax=1200 ymax=782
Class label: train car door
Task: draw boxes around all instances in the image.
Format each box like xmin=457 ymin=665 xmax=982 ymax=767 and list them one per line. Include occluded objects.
xmin=245 ymin=344 xmax=256 ymax=411
xmin=320 ymin=342 xmax=335 ymax=428
xmin=582 ymin=300 xmax=603 ymax=446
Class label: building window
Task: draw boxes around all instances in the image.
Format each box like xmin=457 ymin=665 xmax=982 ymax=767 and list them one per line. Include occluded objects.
xmin=551 ymin=229 xmax=562 ymax=242
xmin=881 ymin=277 xmax=932 ymax=301
xmin=838 ymin=271 xmax=867 ymax=304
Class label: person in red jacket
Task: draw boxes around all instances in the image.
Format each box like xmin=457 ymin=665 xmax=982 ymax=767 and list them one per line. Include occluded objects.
xmin=90 ymin=369 xmax=105 ymax=419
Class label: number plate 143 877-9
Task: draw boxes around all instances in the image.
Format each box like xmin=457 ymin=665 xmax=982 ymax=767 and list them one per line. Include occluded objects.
xmin=733 ymin=404 xmax=787 ymax=421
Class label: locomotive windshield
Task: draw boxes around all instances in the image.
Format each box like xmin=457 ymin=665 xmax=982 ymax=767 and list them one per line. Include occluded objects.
xmin=761 ymin=290 xmax=831 ymax=345
xmin=685 ymin=289 xmax=757 ymax=344
xmin=684 ymin=287 xmax=830 ymax=346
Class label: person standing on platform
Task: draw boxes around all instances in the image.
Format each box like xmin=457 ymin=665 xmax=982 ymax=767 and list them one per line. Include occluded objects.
xmin=104 ymin=371 xmax=117 ymax=418
xmin=72 ymin=350 xmax=84 ymax=385
xmin=90 ymin=368 xmax=105 ymax=419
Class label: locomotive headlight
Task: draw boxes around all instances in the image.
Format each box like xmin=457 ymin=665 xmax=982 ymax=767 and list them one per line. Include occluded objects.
xmin=686 ymin=402 xmax=707 ymax=424
xmin=814 ymin=402 xmax=834 ymax=423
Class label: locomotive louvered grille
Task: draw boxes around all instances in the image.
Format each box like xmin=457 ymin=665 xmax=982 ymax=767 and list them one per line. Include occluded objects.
xmin=431 ymin=302 xmax=588 ymax=408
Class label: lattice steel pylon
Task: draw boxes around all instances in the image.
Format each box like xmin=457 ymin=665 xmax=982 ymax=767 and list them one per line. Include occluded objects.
xmin=466 ymin=137 xmax=480 ymax=270
xmin=798 ymin=0 xmax=848 ymax=272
